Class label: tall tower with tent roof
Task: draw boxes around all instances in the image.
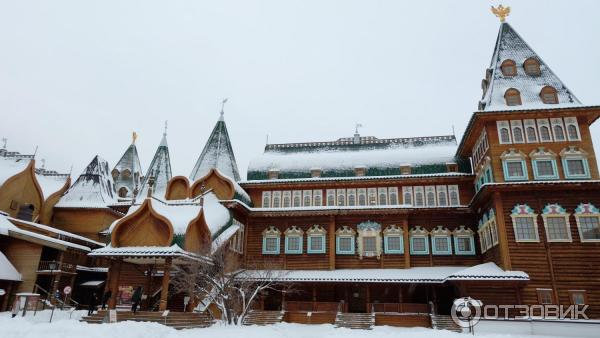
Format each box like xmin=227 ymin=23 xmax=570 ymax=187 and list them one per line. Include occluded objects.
xmin=112 ymin=132 xmax=143 ymax=200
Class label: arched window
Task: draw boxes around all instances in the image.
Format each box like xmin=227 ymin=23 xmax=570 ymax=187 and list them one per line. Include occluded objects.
xmin=414 ymin=188 xmax=424 ymax=207
xmin=567 ymin=125 xmax=579 ymax=140
xmin=282 ymin=191 xmax=291 ymax=208
xmin=540 ymin=126 xmax=551 ymax=142
xmin=513 ymin=127 xmax=524 ymax=143
xmin=526 ymin=127 xmax=538 ymax=142
xmin=262 ymin=192 xmax=271 ymax=208
xmin=118 ymin=187 xmax=129 ymax=198
xmin=293 ymin=191 xmax=302 ymax=207
xmin=500 ymin=128 xmax=511 ymax=143
xmin=437 ymin=191 xmax=448 ymax=206
xmin=272 ymin=191 xmax=282 ymax=208
xmin=501 ymin=59 xmax=517 ymax=76
xmin=347 ymin=190 xmax=356 ymax=206
xmin=448 ymin=185 xmax=460 ymax=206
xmin=523 ymin=58 xmax=541 ymax=76
xmin=326 ymin=190 xmax=335 ymax=206
xmin=402 ymin=187 xmax=413 ymax=205
xmin=504 ymin=88 xmax=522 ymax=106
xmin=540 ymin=86 xmax=558 ymax=104
xmin=122 ymin=169 xmax=131 ymax=178
xmin=111 ymin=169 xmax=120 ymax=180
xmin=312 ymin=190 xmax=322 ymax=207
xmin=553 ymin=125 xmax=565 ymax=141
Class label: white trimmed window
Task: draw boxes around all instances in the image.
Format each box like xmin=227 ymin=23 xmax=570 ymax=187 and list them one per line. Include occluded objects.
xmin=564 ymin=117 xmax=581 ymax=141
xmin=524 ymin=119 xmax=538 ymax=143
xmin=501 ymin=149 xmax=528 ymax=181
xmin=530 ymin=148 xmax=559 ymax=180
xmin=402 ymin=186 xmax=413 ymax=205
xmin=574 ymin=203 xmax=600 ymax=242
xmin=431 ymin=226 xmax=452 ymax=255
xmin=358 ymin=188 xmax=367 ymax=206
xmin=436 ymin=185 xmax=448 ymax=207
xmin=550 ymin=118 xmax=566 ymax=142
xmin=478 ymin=220 xmax=488 ymax=253
xmin=388 ymin=187 xmax=399 ymax=205
xmin=448 ymin=185 xmax=460 ymax=206
xmin=511 ymin=204 xmax=540 ymax=242
xmin=262 ymin=226 xmax=281 ymax=254
xmin=302 ymin=190 xmax=312 ymax=207
xmin=262 ymin=191 xmax=272 ymax=208
xmin=378 ymin=187 xmax=388 ymax=205
xmin=561 ymin=147 xmax=591 ymax=179
xmin=537 ymin=119 xmax=553 ymax=142
xmin=542 ymin=204 xmax=572 ymax=242
xmin=357 ymin=221 xmax=382 ymax=259
xmin=453 ymin=226 xmax=475 ymax=255
xmin=336 ymin=226 xmax=356 ymax=255
xmin=368 ymin=188 xmax=377 ymax=205
xmin=283 ymin=191 xmax=292 ymax=207
xmin=312 ymin=190 xmax=322 ymax=207
xmin=383 ymin=224 xmax=404 ymax=254
xmin=272 ymin=191 xmax=282 ymax=208
xmin=336 ymin=189 xmax=346 ymax=206
xmin=347 ymin=189 xmax=357 ymax=206
xmin=497 ymin=121 xmax=512 ymax=144
xmin=510 ymin=120 xmax=525 ymax=144
xmin=307 ymin=224 xmax=327 ymax=253
xmin=409 ymin=226 xmax=429 ymax=255
xmin=292 ymin=190 xmax=302 ymax=207
xmin=284 ymin=226 xmax=304 ymax=254
xmin=414 ymin=186 xmax=425 ymax=207
xmin=326 ymin=189 xmax=336 ymax=206
xmin=425 ymin=186 xmax=436 ymax=207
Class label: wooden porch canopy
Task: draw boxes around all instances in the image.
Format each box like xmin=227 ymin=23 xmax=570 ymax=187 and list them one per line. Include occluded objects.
xmin=88 ymin=244 xmax=210 ymax=265
xmin=239 ymin=263 xmax=529 ymax=284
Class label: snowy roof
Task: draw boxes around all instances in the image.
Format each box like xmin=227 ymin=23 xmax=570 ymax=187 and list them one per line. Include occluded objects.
xmin=479 ymin=22 xmax=581 ymax=112
xmin=241 ymin=263 xmax=528 ymax=283
xmin=0 ymin=156 xmax=29 ymax=188
xmin=89 ymin=244 xmax=209 ymax=263
xmin=211 ymin=222 xmax=240 ymax=253
xmin=113 ymin=142 xmax=143 ymax=199
xmin=56 ymin=156 xmax=116 ymax=208
xmin=8 ymin=216 xmax=105 ymax=248
xmin=35 ymin=171 xmax=70 ymax=199
xmin=136 ymin=134 xmax=172 ymax=202
xmin=0 ymin=250 xmax=22 ymax=281
xmin=190 ymin=114 xmax=241 ymax=182
xmin=247 ymin=135 xmax=461 ymax=179
xmin=240 ymin=172 xmax=472 ymax=186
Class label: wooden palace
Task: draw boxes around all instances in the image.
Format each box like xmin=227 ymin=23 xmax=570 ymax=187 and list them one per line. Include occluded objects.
xmin=1 ymin=12 xmax=599 ymax=328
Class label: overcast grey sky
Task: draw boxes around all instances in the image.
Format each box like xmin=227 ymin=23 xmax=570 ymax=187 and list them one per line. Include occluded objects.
xmin=1 ymin=0 xmax=600 ymax=179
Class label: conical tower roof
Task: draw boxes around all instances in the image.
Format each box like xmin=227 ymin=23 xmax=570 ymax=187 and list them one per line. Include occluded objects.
xmin=479 ymin=22 xmax=581 ymax=111
xmin=137 ymin=132 xmax=172 ymax=201
xmin=113 ymin=134 xmax=143 ymax=199
xmin=56 ymin=155 xmax=116 ymax=208
xmin=190 ymin=112 xmax=241 ymax=181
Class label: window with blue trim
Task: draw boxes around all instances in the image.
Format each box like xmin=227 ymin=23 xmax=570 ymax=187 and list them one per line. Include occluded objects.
xmin=284 ymin=226 xmax=303 ymax=254
xmin=431 ymin=226 xmax=452 ymax=255
xmin=336 ymin=226 xmax=356 ymax=255
xmin=409 ymin=226 xmax=429 ymax=255
xmin=307 ymin=224 xmax=327 ymax=254
xmin=501 ymin=149 xmax=528 ymax=181
xmin=453 ymin=226 xmax=475 ymax=255
xmin=262 ymin=226 xmax=281 ymax=254
xmin=530 ymin=148 xmax=558 ymax=180
xmin=561 ymin=147 xmax=590 ymax=179
xmin=383 ymin=225 xmax=404 ymax=254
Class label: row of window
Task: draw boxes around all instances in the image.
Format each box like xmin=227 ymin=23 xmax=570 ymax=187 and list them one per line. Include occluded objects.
xmin=501 ymin=147 xmax=591 ymax=181
xmin=261 ymin=223 xmax=476 ymax=256
xmin=500 ymin=58 xmax=541 ymax=77
xmin=401 ymin=185 xmax=460 ymax=207
xmin=261 ymin=187 xmax=401 ymax=208
xmin=472 ymin=129 xmax=490 ymax=167
xmin=503 ymin=86 xmax=559 ymax=106
xmin=511 ymin=203 xmax=600 ymax=242
xmin=536 ymin=288 xmax=587 ymax=306
xmin=478 ymin=210 xmax=499 ymax=253
xmin=229 ymin=220 xmax=245 ymax=254
xmin=497 ymin=117 xmax=581 ymax=145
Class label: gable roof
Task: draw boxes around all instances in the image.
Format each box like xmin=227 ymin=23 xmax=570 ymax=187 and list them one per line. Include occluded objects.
xmin=56 ymin=155 xmax=116 ymax=208
xmin=190 ymin=114 xmax=241 ymax=182
xmin=137 ymin=133 xmax=172 ymax=201
xmin=479 ymin=22 xmax=581 ymax=112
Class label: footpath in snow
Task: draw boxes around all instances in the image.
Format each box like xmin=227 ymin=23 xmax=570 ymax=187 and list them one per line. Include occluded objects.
xmin=0 ymin=310 xmax=578 ymax=338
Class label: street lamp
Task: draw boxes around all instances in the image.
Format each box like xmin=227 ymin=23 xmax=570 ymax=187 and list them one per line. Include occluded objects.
xmin=48 ymin=261 xmax=58 ymax=323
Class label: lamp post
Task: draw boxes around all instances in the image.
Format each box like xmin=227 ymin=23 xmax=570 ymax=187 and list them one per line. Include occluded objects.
xmin=48 ymin=261 xmax=58 ymax=323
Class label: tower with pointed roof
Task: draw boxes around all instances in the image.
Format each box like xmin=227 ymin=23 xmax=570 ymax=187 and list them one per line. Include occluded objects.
xmin=136 ymin=124 xmax=173 ymax=201
xmin=190 ymin=109 xmax=241 ymax=182
xmin=112 ymin=133 xmax=143 ymax=200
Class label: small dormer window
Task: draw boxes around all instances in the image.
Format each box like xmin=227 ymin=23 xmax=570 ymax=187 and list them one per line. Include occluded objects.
xmin=111 ymin=169 xmax=120 ymax=179
xmin=122 ymin=169 xmax=131 ymax=178
xmin=524 ymin=58 xmax=541 ymax=76
xmin=540 ymin=86 xmax=558 ymax=104
xmin=504 ymin=88 xmax=522 ymax=106
xmin=501 ymin=59 xmax=517 ymax=76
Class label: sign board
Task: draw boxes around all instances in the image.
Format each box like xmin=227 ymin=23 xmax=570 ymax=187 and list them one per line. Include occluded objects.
xmin=63 ymin=286 xmax=72 ymax=295
xmin=183 ymin=296 xmax=191 ymax=305
xmin=109 ymin=309 xmax=117 ymax=323
xmin=162 ymin=310 xmax=170 ymax=317
xmin=0 ymin=289 xmax=5 ymax=296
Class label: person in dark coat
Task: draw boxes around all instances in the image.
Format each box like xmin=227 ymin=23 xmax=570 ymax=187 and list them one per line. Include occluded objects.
xmin=88 ymin=292 xmax=98 ymax=315
xmin=101 ymin=290 xmax=111 ymax=310
xmin=131 ymin=286 xmax=143 ymax=314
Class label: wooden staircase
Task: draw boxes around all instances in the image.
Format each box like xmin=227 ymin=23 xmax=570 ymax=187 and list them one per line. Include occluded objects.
xmin=242 ymin=310 xmax=284 ymax=326
xmin=80 ymin=311 xmax=215 ymax=329
xmin=430 ymin=314 xmax=463 ymax=333
xmin=335 ymin=312 xmax=375 ymax=330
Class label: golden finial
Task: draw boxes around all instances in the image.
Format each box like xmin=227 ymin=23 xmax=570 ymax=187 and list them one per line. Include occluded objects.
xmin=491 ymin=4 xmax=511 ymax=22
xmin=132 ymin=131 xmax=138 ymax=144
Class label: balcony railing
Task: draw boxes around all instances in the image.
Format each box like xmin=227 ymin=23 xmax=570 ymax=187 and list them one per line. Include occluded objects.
xmin=368 ymin=302 xmax=429 ymax=314
xmin=284 ymin=301 xmax=340 ymax=312
xmin=37 ymin=261 xmax=77 ymax=273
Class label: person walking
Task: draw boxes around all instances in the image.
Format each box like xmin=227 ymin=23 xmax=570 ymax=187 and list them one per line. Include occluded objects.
xmin=11 ymin=297 xmax=20 ymax=318
xmin=131 ymin=286 xmax=142 ymax=314
xmin=101 ymin=290 xmax=111 ymax=310
xmin=88 ymin=292 xmax=98 ymax=316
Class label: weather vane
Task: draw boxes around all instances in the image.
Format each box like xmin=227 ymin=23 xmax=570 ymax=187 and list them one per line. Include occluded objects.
xmin=132 ymin=131 xmax=138 ymax=144
xmin=221 ymin=98 xmax=228 ymax=113
xmin=163 ymin=120 xmax=168 ymax=137
xmin=491 ymin=4 xmax=511 ymax=22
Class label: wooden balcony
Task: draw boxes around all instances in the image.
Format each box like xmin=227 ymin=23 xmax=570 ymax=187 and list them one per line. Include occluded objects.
xmin=37 ymin=261 xmax=77 ymax=274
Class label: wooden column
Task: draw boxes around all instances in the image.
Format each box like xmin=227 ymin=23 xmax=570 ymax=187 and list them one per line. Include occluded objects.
xmin=159 ymin=258 xmax=172 ymax=311
xmin=328 ymin=216 xmax=336 ymax=270
xmin=143 ymin=265 xmax=153 ymax=310
xmin=1 ymin=282 xmax=13 ymax=311
xmin=365 ymin=285 xmax=371 ymax=313
xmin=312 ymin=284 xmax=317 ymax=310
xmin=108 ymin=259 xmax=122 ymax=309
xmin=402 ymin=219 xmax=410 ymax=268
xmin=492 ymin=192 xmax=512 ymax=270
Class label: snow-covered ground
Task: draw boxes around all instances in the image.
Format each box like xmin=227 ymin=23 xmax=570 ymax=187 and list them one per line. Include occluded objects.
xmin=0 ymin=310 xmax=579 ymax=338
